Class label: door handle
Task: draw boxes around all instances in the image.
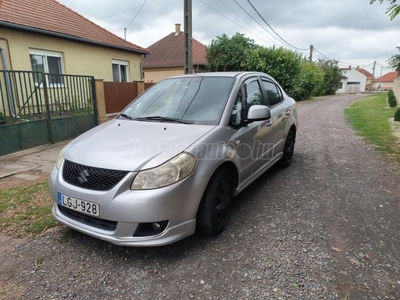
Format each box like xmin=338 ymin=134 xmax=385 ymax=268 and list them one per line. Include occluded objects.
xmin=266 ymin=120 xmax=273 ymax=127
xmin=285 ymin=111 xmax=291 ymax=117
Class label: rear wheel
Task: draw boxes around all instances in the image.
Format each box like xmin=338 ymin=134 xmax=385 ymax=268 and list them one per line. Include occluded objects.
xmin=279 ymin=129 xmax=295 ymax=168
xmin=197 ymin=169 xmax=233 ymax=235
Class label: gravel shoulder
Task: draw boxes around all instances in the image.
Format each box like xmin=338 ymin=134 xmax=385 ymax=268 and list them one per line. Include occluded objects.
xmin=1 ymin=94 xmax=400 ymax=299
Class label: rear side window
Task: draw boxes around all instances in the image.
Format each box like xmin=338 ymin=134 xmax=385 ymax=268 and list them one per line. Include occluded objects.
xmin=262 ymin=80 xmax=283 ymax=107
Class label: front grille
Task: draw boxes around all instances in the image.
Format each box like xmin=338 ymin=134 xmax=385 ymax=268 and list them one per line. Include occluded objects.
xmin=58 ymin=205 xmax=117 ymax=231
xmin=62 ymin=160 xmax=128 ymax=191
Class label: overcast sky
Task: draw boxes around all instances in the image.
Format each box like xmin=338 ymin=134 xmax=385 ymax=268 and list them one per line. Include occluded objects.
xmin=57 ymin=0 xmax=399 ymax=76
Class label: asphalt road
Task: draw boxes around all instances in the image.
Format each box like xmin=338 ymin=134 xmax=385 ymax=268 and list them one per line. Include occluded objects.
xmin=2 ymin=94 xmax=400 ymax=299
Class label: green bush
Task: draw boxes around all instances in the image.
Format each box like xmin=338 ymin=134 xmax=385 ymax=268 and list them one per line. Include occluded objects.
xmin=395 ymin=108 xmax=400 ymax=121
xmin=389 ymin=95 xmax=397 ymax=107
xmin=241 ymin=46 xmax=306 ymax=100
xmin=388 ymin=90 xmax=395 ymax=98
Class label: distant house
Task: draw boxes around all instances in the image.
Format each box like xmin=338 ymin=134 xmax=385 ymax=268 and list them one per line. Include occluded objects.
xmin=372 ymin=71 xmax=399 ymax=91
xmin=143 ymin=24 xmax=207 ymax=83
xmin=0 ymin=0 xmax=149 ymax=81
xmin=355 ymin=67 xmax=374 ymax=90
xmin=337 ymin=66 xmax=368 ymax=93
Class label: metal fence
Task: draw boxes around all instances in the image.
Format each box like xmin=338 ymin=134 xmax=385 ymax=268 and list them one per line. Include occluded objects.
xmin=0 ymin=70 xmax=98 ymax=156
xmin=0 ymin=70 xmax=96 ymax=124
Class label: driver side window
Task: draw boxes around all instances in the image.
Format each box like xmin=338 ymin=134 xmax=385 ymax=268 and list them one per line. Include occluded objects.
xmin=230 ymin=92 xmax=242 ymax=127
xmin=245 ymin=80 xmax=263 ymax=108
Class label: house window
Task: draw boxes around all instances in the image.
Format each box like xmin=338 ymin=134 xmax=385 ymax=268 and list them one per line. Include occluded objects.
xmin=112 ymin=60 xmax=129 ymax=82
xmin=29 ymin=50 xmax=64 ymax=86
xmin=338 ymin=82 xmax=343 ymax=89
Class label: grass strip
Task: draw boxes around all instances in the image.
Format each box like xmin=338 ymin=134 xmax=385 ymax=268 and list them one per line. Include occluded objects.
xmin=344 ymin=93 xmax=400 ymax=163
xmin=0 ymin=182 xmax=57 ymax=236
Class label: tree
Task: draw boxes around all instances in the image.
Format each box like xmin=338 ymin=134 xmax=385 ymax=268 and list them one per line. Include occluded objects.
xmin=241 ymin=46 xmax=305 ymax=99
xmin=317 ymin=59 xmax=343 ymax=95
xmin=388 ymin=47 xmax=400 ymax=72
xmin=206 ymin=33 xmax=256 ymax=71
xmin=370 ymin=0 xmax=400 ymax=20
xmin=300 ymin=61 xmax=326 ymax=98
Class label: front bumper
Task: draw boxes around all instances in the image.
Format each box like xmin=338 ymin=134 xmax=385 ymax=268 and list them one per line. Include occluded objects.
xmin=50 ymin=163 xmax=207 ymax=246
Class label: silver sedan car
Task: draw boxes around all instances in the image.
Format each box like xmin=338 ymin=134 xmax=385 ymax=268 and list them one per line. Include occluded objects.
xmin=50 ymin=72 xmax=297 ymax=246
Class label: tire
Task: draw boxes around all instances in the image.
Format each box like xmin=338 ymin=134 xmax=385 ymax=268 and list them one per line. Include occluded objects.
xmin=196 ymin=169 xmax=233 ymax=236
xmin=279 ymin=129 xmax=296 ymax=168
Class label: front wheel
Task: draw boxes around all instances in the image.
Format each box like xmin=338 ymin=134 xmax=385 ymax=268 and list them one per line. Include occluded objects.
xmin=196 ymin=169 xmax=233 ymax=236
xmin=279 ymin=130 xmax=295 ymax=168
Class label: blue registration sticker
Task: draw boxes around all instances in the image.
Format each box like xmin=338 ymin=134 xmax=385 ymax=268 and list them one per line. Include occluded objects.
xmin=57 ymin=193 xmax=62 ymax=205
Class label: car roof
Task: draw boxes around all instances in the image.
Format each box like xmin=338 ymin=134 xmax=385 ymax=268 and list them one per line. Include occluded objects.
xmin=168 ymin=71 xmax=271 ymax=80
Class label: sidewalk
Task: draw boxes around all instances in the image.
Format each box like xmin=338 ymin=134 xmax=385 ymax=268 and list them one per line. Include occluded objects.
xmin=0 ymin=141 xmax=69 ymax=187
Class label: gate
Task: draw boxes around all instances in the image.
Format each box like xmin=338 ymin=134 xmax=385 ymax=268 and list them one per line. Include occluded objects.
xmin=104 ymin=81 xmax=138 ymax=114
xmin=0 ymin=70 xmax=98 ymax=156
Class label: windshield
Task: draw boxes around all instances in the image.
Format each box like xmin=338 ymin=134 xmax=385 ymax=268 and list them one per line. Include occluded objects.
xmin=122 ymin=76 xmax=235 ymax=125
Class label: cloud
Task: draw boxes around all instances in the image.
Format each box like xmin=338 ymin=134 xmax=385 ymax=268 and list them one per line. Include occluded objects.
xmin=58 ymin=0 xmax=400 ymax=74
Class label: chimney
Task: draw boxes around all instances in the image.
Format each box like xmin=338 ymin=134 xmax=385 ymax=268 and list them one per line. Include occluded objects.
xmin=349 ymin=65 xmax=351 ymax=70
xmin=174 ymin=23 xmax=181 ymax=36
xmin=357 ymin=66 xmax=359 ymax=69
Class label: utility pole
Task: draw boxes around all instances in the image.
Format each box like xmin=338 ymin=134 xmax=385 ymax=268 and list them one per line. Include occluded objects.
xmin=184 ymin=0 xmax=193 ymax=74
xmin=309 ymin=45 xmax=313 ymax=63
xmin=372 ymin=61 xmax=376 ymax=79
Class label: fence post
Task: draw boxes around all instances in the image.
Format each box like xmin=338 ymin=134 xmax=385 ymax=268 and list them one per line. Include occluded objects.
xmin=90 ymin=77 xmax=99 ymax=125
xmin=137 ymin=81 xmax=145 ymax=96
xmin=43 ymin=73 xmax=54 ymax=143
xmin=94 ymin=78 xmax=107 ymax=123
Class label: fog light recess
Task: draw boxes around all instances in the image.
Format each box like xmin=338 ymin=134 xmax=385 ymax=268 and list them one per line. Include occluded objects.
xmin=133 ymin=220 xmax=169 ymax=237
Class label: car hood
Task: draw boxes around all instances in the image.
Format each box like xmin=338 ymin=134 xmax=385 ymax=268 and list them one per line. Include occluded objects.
xmin=63 ymin=119 xmax=215 ymax=171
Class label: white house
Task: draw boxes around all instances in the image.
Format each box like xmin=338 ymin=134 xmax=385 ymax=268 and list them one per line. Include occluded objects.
xmin=337 ymin=66 xmax=368 ymax=93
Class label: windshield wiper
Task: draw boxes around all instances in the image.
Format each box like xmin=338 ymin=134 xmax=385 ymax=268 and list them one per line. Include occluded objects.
xmin=133 ymin=116 xmax=193 ymax=124
xmin=119 ymin=113 xmax=134 ymax=120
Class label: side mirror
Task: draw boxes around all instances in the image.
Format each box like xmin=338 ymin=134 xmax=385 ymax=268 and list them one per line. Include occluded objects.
xmin=247 ymin=105 xmax=271 ymax=121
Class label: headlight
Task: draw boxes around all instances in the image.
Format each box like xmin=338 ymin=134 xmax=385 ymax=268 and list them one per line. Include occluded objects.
xmin=131 ymin=152 xmax=196 ymax=190
xmin=56 ymin=148 xmax=65 ymax=170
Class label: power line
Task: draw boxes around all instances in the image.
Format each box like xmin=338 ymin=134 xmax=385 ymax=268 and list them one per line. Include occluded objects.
xmin=203 ymin=1 xmax=376 ymax=69
xmin=245 ymin=0 xmax=308 ymax=51
xmin=198 ymin=0 xmax=274 ymax=46
xmin=216 ymin=0 xmax=275 ymax=45
xmin=231 ymin=0 xmax=288 ymax=49
xmin=96 ymin=0 xmax=157 ymax=21
xmin=313 ymin=47 xmax=331 ymax=60
xmin=126 ymin=0 xmax=147 ymax=30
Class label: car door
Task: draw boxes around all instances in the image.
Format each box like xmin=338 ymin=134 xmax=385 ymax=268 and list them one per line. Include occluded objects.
xmin=260 ymin=78 xmax=287 ymax=157
xmin=229 ymin=78 xmax=275 ymax=182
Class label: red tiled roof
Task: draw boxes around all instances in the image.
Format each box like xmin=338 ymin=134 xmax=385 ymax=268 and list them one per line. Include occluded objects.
xmin=0 ymin=0 xmax=148 ymax=54
xmin=340 ymin=66 xmax=374 ymax=79
xmin=374 ymin=71 xmax=399 ymax=82
xmin=143 ymin=31 xmax=207 ymax=68
xmin=356 ymin=68 xmax=374 ymax=79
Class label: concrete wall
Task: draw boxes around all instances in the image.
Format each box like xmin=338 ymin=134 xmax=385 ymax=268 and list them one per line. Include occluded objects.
xmin=393 ymin=78 xmax=400 ymax=106
xmin=372 ymin=81 xmax=396 ymax=91
xmin=0 ymin=28 xmax=143 ymax=81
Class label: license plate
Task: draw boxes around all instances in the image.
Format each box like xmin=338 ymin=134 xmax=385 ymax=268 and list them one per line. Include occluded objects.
xmin=58 ymin=193 xmax=99 ymax=217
